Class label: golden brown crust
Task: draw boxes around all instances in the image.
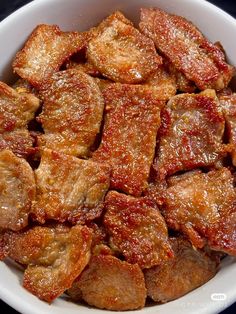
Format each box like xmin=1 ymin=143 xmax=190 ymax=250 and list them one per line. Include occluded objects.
xmin=0 ymin=150 xmax=35 ymax=231
xmin=219 ymin=94 xmax=236 ymax=166
xmin=0 ymin=129 xmax=35 ymax=158
xmin=93 ymin=83 xmax=164 ymax=196
xmin=65 ymin=60 xmax=101 ymax=77
xmin=104 ymin=191 xmax=173 ymax=268
xmin=155 ymin=91 xmax=225 ymax=179
xmin=32 ymin=149 xmax=110 ymax=224
xmin=141 ymin=65 xmax=177 ymax=101
xmin=38 ymin=69 xmax=104 ymax=157
xmin=3 ymin=225 xmax=92 ymax=302
xmin=0 ymin=81 xmax=39 ymax=157
xmin=162 ymin=168 xmax=236 ymax=254
xmin=139 ymin=8 xmax=234 ymax=90
xmin=144 ymin=237 xmax=219 ymax=302
xmin=87 ymin=11 xmax=162 ymax=83
xmin=13 ymin=24 xmax=86 ymax=87
xmin=0 ymin=81 xmax=40 ymax=132
xmin=73 ymin=255 xmax=146 ymax=310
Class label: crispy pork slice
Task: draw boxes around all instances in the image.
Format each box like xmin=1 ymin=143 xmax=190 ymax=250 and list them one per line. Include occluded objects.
xmin=13 ymin=24 xmax=86 ymax=87
xmin=139 ymin=8 xmax=234 ymax=90
xmin=93 ymin=83 xmax=164 ymax=196
xmin=32 ymin=149 xmax=110 ymax=224
xmin=104 ymin=191 xmax=173 ymax=268
xmin=162 ymin=168 xmax=236 ymax=255
xmin=87 ymin=11 xmax=162 ymax=84
xmin=0 ymin=81 xmax=40 ymax=132
xmin=219 ymin=94 xmax=236 ymax=166
xmin=0 ymin=81 xmax=39 ymax=157
xmin=142 ymin=65 xmax=176 ymax=101
xmin=2 ymin=224 xmax=92 ymax=302
xmin=65 ymin=60 xmax=101 ymax=77
xmin=144 ymin=237 xmax=219 ymax=303
xmin=155 ymin=90 xmax=225 ymax=179
xmin=0 ymin=129 xmax=34 ymax=158
xmin=69 ymin=255 xmax=146 ymax=310
xmin=166 ymin=61 xmax=196 ymax=93
xmin=0 ymin=150 xmax=35 ymax=231
xmin=38 ymin=69 xmax=104 ymax=157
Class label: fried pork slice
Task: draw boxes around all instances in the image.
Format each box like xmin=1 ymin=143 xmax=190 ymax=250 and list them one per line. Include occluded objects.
xmin=166 ymin=61 xmax=196 ymax=93
xmin=0 ymin=150 xmax=35 ymax=231
xmin=144 ymin=237 xmax=219 ymax=303
xmin=219 ymin=94 xmax=236 ymax=166
xmin=2 ymin=224 xmax=92 ymax=302
xmin=38 ymin=69 xmax=104 ymax=157
xmin=142 ymin=65 xmax=176 ymax=101
xmin=0 ymin=129 xmax=34 ymax=158
xmin=93 ymin=84 xmax=164 ymax=196
xmin=65 ymin=60 xmax=101 ymax=77
xmin=155 ymin=90 xmax=225 ymax=179
xmin=87 ymin=11 xmax=162 ymax=84
xmin=163 ymin=168 xmax=236 ymax=254
xmin=0 ymin=81 xmax=40 ymax=132
xmin=13 ymin=24 xmax=86 ymax=87
xmin=69 ymin=255 xmax=146 ymax=310
xmin=32 ymin=149 xmax=110 ymax=224
xmin=0 ymin=81 xmax=39 ymax=157
xmin=139 ymin=8 xmax=234 ymax=91
xmin=104 ymin=191 xmax=173 ymax=268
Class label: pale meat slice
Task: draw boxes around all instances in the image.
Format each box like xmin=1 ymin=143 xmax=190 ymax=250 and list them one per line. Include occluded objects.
xmin=13 ymin=24 xmax=86 ymax=87
xmin=144 ymin=237 xmax=219 ymax=303
xmin=0 ymin=81 xmax=40 ymax=132
xmin=0 ymin=150 xmax=36 ymax=231
xmin=219 ymin=94 xmax=236 ymax=166
xmin=69 ymin=255 xmax=146 ymax=310
xmin=162 ymin=168 xmax=236 ymax=255
xmin=2 ymin=224 xmax=92 ymax=302
xmin=32 ymin=149 xmax=110 ymax=224
xmin=104 ymin=191 xmax=173 ymax=268
xmin=38 ymin=69 xmax=104 ymax=157
xmin=155 ymin=90 xmax=225 ymax=179
xmin=93 ymin=83 xmax=164 ymax=196
xmin=0 ymin=129 xmax=34 ymax=158
xmin=139 ymin=8 xmax=234 ymax=90
xmin=87 ymin=11 xmax=162 ymax=83
xmin=142 ymin=65 xmax=176 ymax=101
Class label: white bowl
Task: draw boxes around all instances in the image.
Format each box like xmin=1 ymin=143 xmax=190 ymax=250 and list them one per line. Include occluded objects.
xmin=0 ymin=0 xmax=236 ymax=313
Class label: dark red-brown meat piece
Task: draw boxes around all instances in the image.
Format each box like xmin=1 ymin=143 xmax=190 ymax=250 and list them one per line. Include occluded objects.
xmin=144 ymin=237 xmax=219 ymax=303
xmin=155 ymin=90 xmax=225 ymax=179
xmin=93 ymin=83 xmax=164 ymax=196
xmin=162 ymin=168 xmax=236 ymax=255
xmin=1 ymin=224 xmax=92 ymax=302
xmin=69 ymin=255 xmax=146 ymax=310
xmin=32 ymin=149 xmax=110 ymax=224
xmin=139 ymin=8 xmax=234 ymax=90
xmin=104 ymin=191 xmax=173 ymax=268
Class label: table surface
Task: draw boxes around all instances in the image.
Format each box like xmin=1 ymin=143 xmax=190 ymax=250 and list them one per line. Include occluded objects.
xmin=0 ymin=0 xmax=236 ymax=313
